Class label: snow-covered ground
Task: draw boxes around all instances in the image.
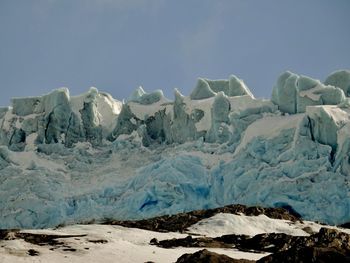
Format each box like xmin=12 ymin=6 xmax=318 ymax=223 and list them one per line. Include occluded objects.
xmin=187 ymin=213 xmax=350 ymax=237
xmin=2 ymin=213 xmax=350 ymax=263
xmin=0 ymin=224 xmax=267 ymax=263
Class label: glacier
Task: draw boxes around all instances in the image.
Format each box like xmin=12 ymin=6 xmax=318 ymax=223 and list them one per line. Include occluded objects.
xmin=0 ymin=70 xmax=350 ymax=229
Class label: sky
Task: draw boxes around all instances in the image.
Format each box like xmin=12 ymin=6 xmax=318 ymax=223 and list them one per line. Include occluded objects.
xmin=0 ymin=0 xmax=349 ymax=106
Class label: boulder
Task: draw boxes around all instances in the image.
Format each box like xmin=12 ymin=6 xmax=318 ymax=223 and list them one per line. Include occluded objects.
xmin=176 ymin=249 xmax=254 ymax=263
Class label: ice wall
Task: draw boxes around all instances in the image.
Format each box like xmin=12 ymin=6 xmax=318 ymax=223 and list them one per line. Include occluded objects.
xmin=272 ymin=71 xmax=346 ymax=114
xmin=110 ymin=76 xmax=274 ymax=146
xmin=1 ymin=70 xmax=350 ymax=229
xmin=0 ymin=88 xmax=122 ymax=150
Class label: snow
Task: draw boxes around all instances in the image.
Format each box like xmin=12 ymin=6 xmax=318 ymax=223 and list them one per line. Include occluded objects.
xmin=234 ymin=114 xmax=304 ymax=155
xmin=95 ymin=93 xmax=122 ymax=131
xmin=128 ymin=98 xmax=171 ymax=120
xmin=70 ymin=88 xmax=122 ymax=133
xmin=228 ymin=95 xmax=273 ymax=114
xmin=183 ymin=96 xmax=214 ymax=132
xmin=299 ymin=84 xmax=324 ymax=101
xmin=189 ymin=213 xmax=308 ymax=237
xmin=0 ymin=224 xmax=268 ymax=263
xmin=2 ymin=213 xmax=350 ymax=262
xmin=188 ymin=213 xmax=350 ymax=238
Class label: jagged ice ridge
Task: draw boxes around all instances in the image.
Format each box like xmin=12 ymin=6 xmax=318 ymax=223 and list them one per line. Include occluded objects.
xmin=0 ymin=70 xmax=350 ymax=229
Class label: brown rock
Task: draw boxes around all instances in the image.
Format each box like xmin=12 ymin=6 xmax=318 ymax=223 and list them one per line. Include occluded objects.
xmin=176 ymin=249 xmax=255 ymax=263
xmin=257 ymin=246 xmax=350 ymax=263
xmin=105 ymin=204 xmax=301 ymax=233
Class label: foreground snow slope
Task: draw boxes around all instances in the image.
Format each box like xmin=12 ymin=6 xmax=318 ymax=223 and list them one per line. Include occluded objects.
xmin=0 ymin=70 xmax=350 ymax=229
xmin=1 ymin=213 xmax=350 ymax=263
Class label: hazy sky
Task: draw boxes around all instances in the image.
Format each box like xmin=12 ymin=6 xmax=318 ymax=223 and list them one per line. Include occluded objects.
xmin=0 ymin=0 xmax=349 ymax=106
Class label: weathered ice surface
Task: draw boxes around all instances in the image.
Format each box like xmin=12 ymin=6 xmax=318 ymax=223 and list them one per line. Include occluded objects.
xmin=0 ymin=70 xmax=350 ymax=229
xmin=128 ymin=86 xmax=166 ymax=105
xmin=0 ymin=87 xmax=122 ymax=150
xmin=325 ymin=70 xmax=350 ymax=96
xmin=272 ymin=71 xmax=345 ymax=114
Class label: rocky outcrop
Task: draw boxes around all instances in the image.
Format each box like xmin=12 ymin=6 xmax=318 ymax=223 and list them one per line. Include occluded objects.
xmin=259 ymin=246 xmax=350 ymax=263
xmin=258 ymin=228 xmax=350 ymax=263
xmin=156 ymin=227 xmax=350 ymax=263
xmin=176 ymin=249 xmax=254 ymax=263
xmin=105 ymin=204 xmax=301 ymax=233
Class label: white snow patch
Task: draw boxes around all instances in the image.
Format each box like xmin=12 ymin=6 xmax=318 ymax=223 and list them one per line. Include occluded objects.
xmin=95 ymin=94 xmax=121 ymax=132
xmin=128 ymin=98 xmax=172 ymax=120
xmin=228 ymin=95 xmax=273 ymax=114
xmin=187 ymin=213 xmax=309 ymax=237
xmin=0 ymin=224 xmax=268 ymax=263
xmin=234 ymin=114 xmax=304 ymax=156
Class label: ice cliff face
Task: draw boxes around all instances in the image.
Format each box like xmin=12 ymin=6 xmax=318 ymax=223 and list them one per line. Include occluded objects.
xmin=0 ymin=70 xmax=350 ymax=229
xmin=0 ymin=87 xmax=121 ymax=151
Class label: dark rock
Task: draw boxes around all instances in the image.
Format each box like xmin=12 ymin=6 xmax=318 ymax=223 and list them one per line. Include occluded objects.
xmin=105 ymin=204 xmax=301 ymax=233
xmin=314 ymin=228 xmax=350 ymax=251
xmin=88 ymin=239 xmax=108 ymax=244
xmin=272 ymin=203 xmax=301 ymax=219
xmin=176 ymin=249 xmax=255 ymax=263
xmin=62 ymin=248 xmax=77 ymax=252
xmin=257 ymin=228 xmax=350 ymax=263
xmin=339 ymin=222 xmax=350 ymax=229
xmin=27 ymin=249 xmax=39 ymax=256
xmin=16 ymin=232 xmax=86 ymax=246
xmin=0 ymin=230 xmax=17 ymax=240
xmin=154 ymin=235 xmax=230 ymax=249
xmin=149 ymin=238 xmax=158 ymax=245
xmin=153 ymin=227 xmax=350 ymax=263
xmin=153 ymin=232 xmax=297 ymax=252
xmin=257 ymin=246 xmax=350 ymax=263
xmin=227 ymin=233 xmax=304 ymax=253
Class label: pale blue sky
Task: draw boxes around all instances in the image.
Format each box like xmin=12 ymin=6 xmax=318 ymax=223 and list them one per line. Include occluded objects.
xmin=0 ymin=0 xmax=349 ymax=106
